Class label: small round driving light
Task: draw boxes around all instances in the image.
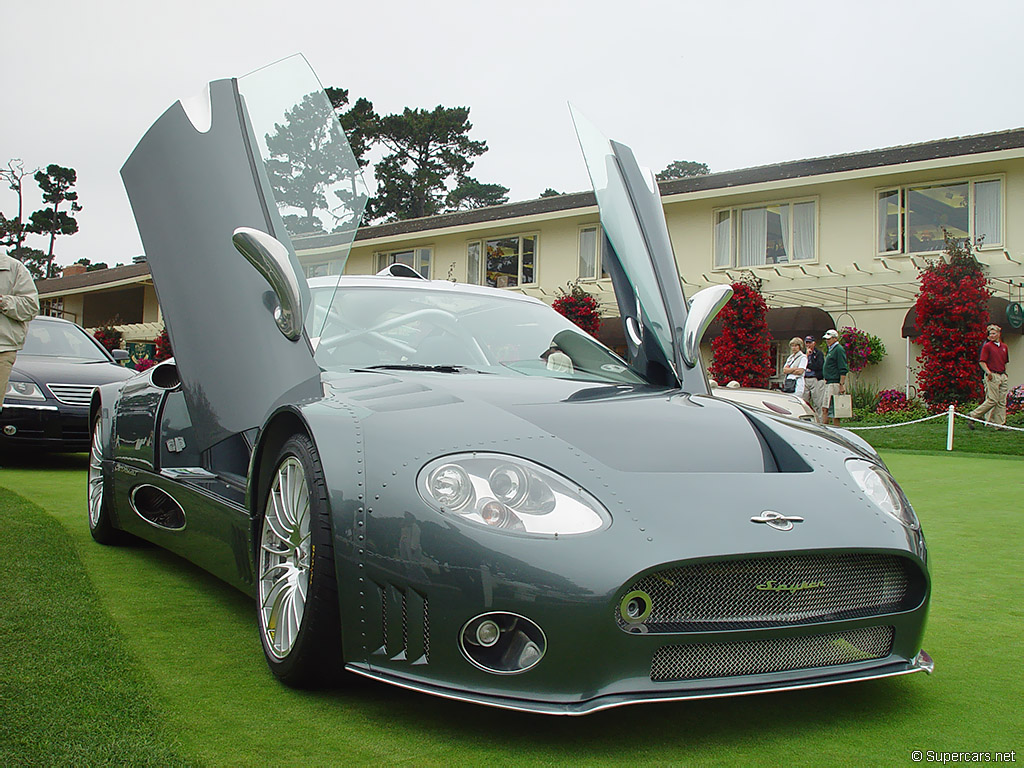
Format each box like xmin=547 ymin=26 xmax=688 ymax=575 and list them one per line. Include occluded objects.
xmin=459 ymin=612 xmax=546 ymax=674
xmin=478 ymin=498 xmax=524 ymax=531
xmin=475 ymin=620 xmax=500 ymax=647
xmin=488 ymin=464 xmax=528 ymax=506
xmin=2 ymin=425 xmax=16 ymax=436
xmin=427 ymin=464 xmax=474 ymax=512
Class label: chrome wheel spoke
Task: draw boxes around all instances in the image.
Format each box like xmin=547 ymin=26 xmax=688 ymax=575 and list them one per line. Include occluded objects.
xmin=258 ymin=454 xmax=312 ymax=659
xmin=87 ymin=423 xmax=104 ymax=527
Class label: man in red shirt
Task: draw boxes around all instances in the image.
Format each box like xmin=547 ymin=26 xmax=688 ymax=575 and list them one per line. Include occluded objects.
xmin=969 ymin=324 xmax=1011 ymax=427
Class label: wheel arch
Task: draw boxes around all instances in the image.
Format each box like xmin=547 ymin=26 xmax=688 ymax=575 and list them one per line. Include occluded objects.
xmin=247 ymin=406 xmax=315 ymax=523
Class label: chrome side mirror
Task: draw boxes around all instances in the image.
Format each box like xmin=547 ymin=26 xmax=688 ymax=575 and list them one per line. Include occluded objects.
xmin=681 ymin=284 xmax=733 ymax=368
xmin=231 ymin=227 xmax=304 ymax=341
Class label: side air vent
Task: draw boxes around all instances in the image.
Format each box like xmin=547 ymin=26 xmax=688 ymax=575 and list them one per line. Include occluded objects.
xmin=372 ymin=582 xmax=429 ymax=665
xmin=129 ymin=484 xmax=186 ymax=530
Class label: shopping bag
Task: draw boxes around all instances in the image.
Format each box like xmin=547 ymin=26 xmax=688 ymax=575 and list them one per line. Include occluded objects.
xmin=833 ymin=393 xmax=853 ymax=418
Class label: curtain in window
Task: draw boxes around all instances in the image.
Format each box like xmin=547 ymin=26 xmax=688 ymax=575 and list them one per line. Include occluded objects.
xmin=793 ymin=202 xmax=815 ymax=261
xmin=975 ymin=180 xmax=1001 ymax=245
xmin=467 ymin=242 xmax=481 ymax=284
xmin=714 ymin=213 xmax=731 ymax=268
xmin=740 ymin=208 xmax=767 ymax=267
xmin=776 ymin=204 xmax=790 ymax=263
xmin=579 ymin=227 xmax=597 ymax=278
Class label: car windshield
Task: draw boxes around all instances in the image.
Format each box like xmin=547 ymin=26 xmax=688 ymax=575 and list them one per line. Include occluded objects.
xmin=21 ymin=321 xmax=109 ymax=361
xmin=310 ymin=284 xmax=645 ymax=385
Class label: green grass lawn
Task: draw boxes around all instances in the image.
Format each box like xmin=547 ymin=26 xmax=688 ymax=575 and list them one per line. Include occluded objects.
xmin=851 ymin=413 xmax=1024 ymax=456
xmin=1 ymin=451 xmax=1021 ymax=766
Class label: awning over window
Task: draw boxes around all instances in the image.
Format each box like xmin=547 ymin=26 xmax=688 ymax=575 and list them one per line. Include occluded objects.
xmin=705 ymin=306 xmax=835 ymax=342
xmin=902 ymin=297 xmax=1021 ymax=339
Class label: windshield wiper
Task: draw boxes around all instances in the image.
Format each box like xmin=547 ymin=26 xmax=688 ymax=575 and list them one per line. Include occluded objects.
xmin=355 ymin=364 xmax=485 ymax=374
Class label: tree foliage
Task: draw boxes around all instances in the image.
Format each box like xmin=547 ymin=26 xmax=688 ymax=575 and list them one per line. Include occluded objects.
xmin=539 ymin=188 xmax=562 ymax=198
xmin=914 ymin=231 xmax=990 ymax=411
xmin=369 ymin=105 xmax=507 ymax=221
xmin=656 ymin=160 xmax=710 ymax=181
xmin=709 ymin=276 xmax=773 ymax=387
xmin=446 ymin=179 xmax=509 ymax=211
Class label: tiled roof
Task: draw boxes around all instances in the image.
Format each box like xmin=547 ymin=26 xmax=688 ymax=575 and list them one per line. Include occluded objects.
xmin=36 ymin=262 xmax=151 ymax=295
xmin=348 ymin=127 xmax=1024 ymax=242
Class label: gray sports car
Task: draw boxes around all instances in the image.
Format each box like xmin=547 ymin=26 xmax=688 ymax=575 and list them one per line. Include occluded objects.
xmin=88 ymin=55 xmax=931 ymax=715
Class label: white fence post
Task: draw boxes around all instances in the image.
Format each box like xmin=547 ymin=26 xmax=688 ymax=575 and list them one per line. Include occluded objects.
xmin=946 ymin=405 xmax=955 ymax=451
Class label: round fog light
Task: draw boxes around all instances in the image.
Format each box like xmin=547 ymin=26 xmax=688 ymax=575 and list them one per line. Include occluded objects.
xmin=460 ymin=612 xmax=546 ymax=674
xmin=2 ymin=425 xmax=16 ymax=436
xmin=619 ymin=590 xmax=653 ymax=624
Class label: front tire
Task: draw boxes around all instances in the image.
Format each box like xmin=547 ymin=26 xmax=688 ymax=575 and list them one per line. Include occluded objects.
xmin=88 ymin=418 xmax=125 ymax=545
xmin=257 ymin=433 xmax=342 ymax=687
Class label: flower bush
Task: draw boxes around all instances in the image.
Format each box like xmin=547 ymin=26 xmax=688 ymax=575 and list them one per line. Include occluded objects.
xmin=551 ymin=282 xmax=601 ymax=335
xmin=839 ymin=327 xmax=886 ymax=372
xmin=914 ymin=231 xmax=990 ymax=412
xmin=709 ymin=276 xmax=773 ymax=388
xmin=134 ymin=357 xmax=156 ymax=373
xmin=876 ymin=388 xmax=909 ymax=414
xmin=92 ymin=322 xmax=123 ymax=353
xmin=1007 ymin=385 xmax=1024 ymax=415
xmin=154 ymin=327 xmax=173 ymax=362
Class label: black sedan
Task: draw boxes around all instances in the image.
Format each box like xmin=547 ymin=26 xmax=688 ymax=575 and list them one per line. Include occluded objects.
xmin=1 ymin=316 xmax=134 ymax=452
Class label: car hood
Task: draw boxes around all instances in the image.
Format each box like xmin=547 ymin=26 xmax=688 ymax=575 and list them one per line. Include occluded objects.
xmin=324 ymin=371 xmax=782 ymax=474
xmin=13 ymin=355 xmax=135 ymax=386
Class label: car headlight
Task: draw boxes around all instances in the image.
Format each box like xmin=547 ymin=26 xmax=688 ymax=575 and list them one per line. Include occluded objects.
xmin=846 ymin=459 xmax=919 ymax=529
xmin=418 ymin=453 xmax=610 ymax=536
xmin=5 ymin=381 xmax=45 ymax=401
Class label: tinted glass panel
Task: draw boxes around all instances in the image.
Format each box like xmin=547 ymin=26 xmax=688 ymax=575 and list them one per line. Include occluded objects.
xmin=907 ymin=182 xmax=968 ymax=253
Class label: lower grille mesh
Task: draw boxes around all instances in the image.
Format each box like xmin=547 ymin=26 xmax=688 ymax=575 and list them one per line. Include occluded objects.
xmin=651 ymin=626 xmax=895 ymax=682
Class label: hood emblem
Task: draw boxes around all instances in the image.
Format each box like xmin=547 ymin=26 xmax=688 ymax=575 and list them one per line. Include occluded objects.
xmin=751 ymin=511 xmax=804 ymax=531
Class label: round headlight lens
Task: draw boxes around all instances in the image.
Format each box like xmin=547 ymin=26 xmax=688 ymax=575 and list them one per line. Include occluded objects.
xmin=846 ymin=459 xmax=919 ymax=529
xmin=418 ymin=453 xmax=609 ymax=536
xmin=427 ymin=463 xmax=474 ymax=512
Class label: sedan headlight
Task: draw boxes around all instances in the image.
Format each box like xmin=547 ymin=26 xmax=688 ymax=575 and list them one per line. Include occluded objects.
xmin=418 ymin=453 xmax=610 ymax=536
xmin=5 ymin=381 xmax=45 ymax=401
xmin=846 ymin=459 xmax=919 ymax=530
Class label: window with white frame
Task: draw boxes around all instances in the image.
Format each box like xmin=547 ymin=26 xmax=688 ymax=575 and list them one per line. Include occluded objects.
xmin=577 ymin=225 xmax=610 ymax=280
xmin=877 ymin=177 xmax=1002 ymax=255
xmin=375 ymin=247 xmax=432 ymax=278
xmin=305 ymin=260 xmax=342 ymax=278
xmin=467 ymin=234 xmax=537 ymax=288
xmin=713 ymin=200 xmax=817 ymax=269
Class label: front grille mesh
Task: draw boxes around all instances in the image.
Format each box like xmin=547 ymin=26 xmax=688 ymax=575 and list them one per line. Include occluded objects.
xmin=651 ymin=626 xmax=895 ymax=682
xmin=619 ymin=553 xmax=921 ymax=633
xmin=46 ymin=383 xmax=96 ymax=406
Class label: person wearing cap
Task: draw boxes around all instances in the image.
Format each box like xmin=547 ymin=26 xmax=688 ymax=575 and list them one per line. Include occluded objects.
xmin=802 ymin=334 xmax=825 ymax=421
xmin=968 ymin=323 xmax=1010 ymax=427
xmin=821 ymin=329 xmax=848 ymax=426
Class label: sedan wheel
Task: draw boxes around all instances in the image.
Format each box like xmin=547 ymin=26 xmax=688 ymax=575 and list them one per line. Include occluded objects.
xmin=257 ymin=434 xmax=342 ymax=686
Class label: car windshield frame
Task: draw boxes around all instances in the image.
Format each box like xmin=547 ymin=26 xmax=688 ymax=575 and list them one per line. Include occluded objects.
xmin=309 ymin=282 xmax=648 ymax=386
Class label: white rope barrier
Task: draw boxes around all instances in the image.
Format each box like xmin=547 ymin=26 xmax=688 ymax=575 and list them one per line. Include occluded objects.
xmin=845 ymin=409 xmax=1024 ymax=433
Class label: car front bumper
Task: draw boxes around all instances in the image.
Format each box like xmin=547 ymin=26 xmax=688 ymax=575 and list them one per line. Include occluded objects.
xmin=0 ymin=401 xmax=91 ymax=451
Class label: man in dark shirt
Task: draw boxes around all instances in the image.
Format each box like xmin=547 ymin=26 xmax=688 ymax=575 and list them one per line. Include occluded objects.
xmin=802 ymin=334 xmax=825 ymax=421
xmin=969 ymin=324 xmax=1010 ymax=427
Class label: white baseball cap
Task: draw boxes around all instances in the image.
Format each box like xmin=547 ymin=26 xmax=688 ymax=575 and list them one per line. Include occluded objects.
xmin=822 ymin=329 xmax=839 ymax=340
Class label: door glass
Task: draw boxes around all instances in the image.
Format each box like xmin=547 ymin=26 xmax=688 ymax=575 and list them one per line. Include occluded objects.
xmin=237 ymin=54 xmax=369 ymax=340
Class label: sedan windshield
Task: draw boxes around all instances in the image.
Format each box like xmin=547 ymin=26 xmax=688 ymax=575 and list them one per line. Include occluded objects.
xmin=311 ymin=285 xmax=645 ymax=385
xmin=21 ymin=321 xmax=110 ymax=361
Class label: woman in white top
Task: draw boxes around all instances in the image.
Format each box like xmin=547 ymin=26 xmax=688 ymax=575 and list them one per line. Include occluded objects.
xmin=782 ymin=336 xmax=807 ymax=397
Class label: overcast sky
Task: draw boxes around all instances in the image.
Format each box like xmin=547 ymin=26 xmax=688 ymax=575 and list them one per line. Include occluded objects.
xmin=3 ymin=0 xmax=1022 ymax=269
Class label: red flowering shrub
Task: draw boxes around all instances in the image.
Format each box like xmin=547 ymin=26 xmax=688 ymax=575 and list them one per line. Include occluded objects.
xmin=875 ymin=388 xmax=909 ymax=414
xmin=154 ymin=327 xmax=173 ymax=361
xmin=92 ymin=322 xmax=123 ymax=353
xmin=914 ymin=231 xmax=990 ymax=412
xmin=709 ymin=277 xmax=773 ymax=388
xmin=552 ymin=282 xmax=601 ymax=335
xmin=134 ymin=357 xmax=156 ymax=373
xmin=839 ymin=327 xmax=886 ymax=373
xmin=1007 ymin=385 xmax=1024 ymax=415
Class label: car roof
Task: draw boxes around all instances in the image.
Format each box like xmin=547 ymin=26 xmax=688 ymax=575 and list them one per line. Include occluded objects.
xmin=306 ymin=275 xmax=547 ymax=306
xmin=30 ymin=314 xmax=81 ymax=328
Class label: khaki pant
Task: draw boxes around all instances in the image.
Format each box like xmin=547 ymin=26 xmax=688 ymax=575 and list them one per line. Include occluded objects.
xmin=802 ymin=378 xmax=825 ymax=417
xmin=970 ymin=371 xmax=1009 ymax=425
xmin=0 ymin=350 xmax=16 ymax=407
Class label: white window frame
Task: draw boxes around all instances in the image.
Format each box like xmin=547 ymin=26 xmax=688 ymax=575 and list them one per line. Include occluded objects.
xmin=577 ymin=224 xmax=611 ymax=281
xmin=304 ymin=260 xmax=342 ymax=278
xmin=875 ymin=175 xmax=1005 ymax=256
xmin=375 ymin=246 xmax=433 ymax=279
xmin=712 ymin=197 xmax=819 ymax=270
xmin=466 ymin=233 xmax=539 ymax=288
